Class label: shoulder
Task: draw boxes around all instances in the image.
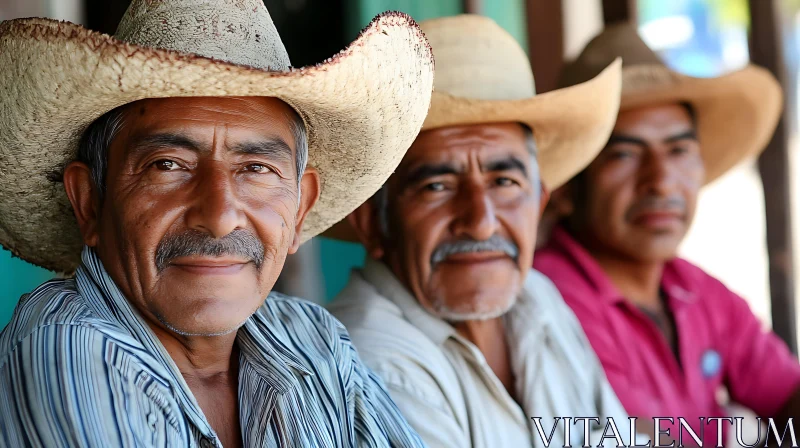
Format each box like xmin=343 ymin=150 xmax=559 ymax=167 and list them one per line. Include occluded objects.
xmin=0 ymin=282 xmax=185 ymax=441
xmin=1 ymin=279 xmax=147 ymax=366
xmin=327 ymin=275 xmax=462 ymax=414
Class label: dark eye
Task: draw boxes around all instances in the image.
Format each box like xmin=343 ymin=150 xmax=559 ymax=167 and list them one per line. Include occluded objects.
xmin=609 ymin=149 xmax=635 ymax=160
xmin=152 ymin=159 xmax=180 ymax=171
xmin=424 ymin=182 xmax=445 ymax=192
xmin=244 ymin=163 xmax=273 ymax=174
xmin=671 ymin=146 xmax=689 ymax=155
xmin=495 ymin=177 xmax=518 ymax=187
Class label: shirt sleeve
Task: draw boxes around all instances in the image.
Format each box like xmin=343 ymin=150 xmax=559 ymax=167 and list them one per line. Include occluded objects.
xmin=716 ymin=282 xmax=800 ymax=416
xmin=332 ymin=320 xmax=427 ymax=448
xmin=0 ymin=324 xmax=187 ymax=448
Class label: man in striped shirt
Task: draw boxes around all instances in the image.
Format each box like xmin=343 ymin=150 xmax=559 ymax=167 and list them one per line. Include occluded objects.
xmin=0 ymin=0 xmax=433 ymax=446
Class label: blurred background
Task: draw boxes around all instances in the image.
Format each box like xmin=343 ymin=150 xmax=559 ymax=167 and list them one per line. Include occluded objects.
xmin=2 ymin=0 xmax=800 ymax=352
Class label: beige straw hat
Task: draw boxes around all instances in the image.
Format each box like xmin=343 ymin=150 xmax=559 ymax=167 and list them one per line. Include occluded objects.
xmin=560 ymin=23 xmax=782 ymax=184
xmin=324 ymin=14 xmax=622 ymax=241
xmin=0 ymin=0 xmax=434 ymax=273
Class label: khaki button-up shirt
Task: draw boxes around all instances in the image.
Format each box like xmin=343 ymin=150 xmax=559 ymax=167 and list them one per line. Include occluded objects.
xmin=328 ymin=259 xmax=633 ymax=448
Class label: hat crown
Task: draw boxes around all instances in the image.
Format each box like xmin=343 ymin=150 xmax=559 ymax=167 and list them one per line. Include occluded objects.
xmin=115 ymin=0 xmax=291 ymax=70
xmin=560 ymin=23 xmax=663 ymax=87
xmin=421 ymin=15 xmax=535 ymax=100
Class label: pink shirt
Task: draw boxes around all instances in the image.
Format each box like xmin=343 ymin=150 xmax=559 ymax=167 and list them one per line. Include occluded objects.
xmin=534 ymin=227 xmax=800 ymax=447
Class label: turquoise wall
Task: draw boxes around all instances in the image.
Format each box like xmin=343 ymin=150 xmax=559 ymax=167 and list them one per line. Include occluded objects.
xmin=1 ymin=249 xmax=56 ymax=327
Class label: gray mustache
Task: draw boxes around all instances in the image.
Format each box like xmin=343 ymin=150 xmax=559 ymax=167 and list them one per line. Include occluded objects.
xmin=430 ymin=234 xmax=519 ymax=267
xmin=155 ymin=229 xmax=265 ymax=272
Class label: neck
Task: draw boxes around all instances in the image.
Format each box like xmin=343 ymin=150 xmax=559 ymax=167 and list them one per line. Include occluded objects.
xmin=590 ymin=250 xmax=665 ymax=309
xmin=150 ymin=324 xmax=239 ymax=380
xmin=454 ymin=318 xmax=515 ymax=396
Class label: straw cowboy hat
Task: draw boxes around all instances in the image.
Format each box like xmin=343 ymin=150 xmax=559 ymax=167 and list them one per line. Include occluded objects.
xmin=560 ymin=23 xmax=782 ymax=184
xmin=0 ymin=0 xmax=434 ymax=273
xmin=324 ymin=14 xmax=623 ymax=240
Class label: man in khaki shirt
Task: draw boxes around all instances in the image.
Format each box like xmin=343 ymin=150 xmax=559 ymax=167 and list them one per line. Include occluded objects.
xmin=326 ymin=15 xmax=639 ymax=448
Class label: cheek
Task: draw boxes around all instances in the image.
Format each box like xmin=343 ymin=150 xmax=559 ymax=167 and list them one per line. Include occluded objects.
xmin=393 ymin=201 xmax=449 ymax=275
xmin=243 ymin=188 xmax=298 ymax=250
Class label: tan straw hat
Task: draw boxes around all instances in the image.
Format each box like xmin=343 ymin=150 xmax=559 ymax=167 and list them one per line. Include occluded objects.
xmin=0 ymin=0 xmax=434 ymax=273
xmin=561 ymin=23 xmax=782 ymax=184
xmin=323 ymin=14 xmax=622 ymax=241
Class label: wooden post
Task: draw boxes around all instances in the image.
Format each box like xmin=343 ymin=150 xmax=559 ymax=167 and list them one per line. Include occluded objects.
xmin=748 ymin=0 xmax=797 ymax=353
xmin=462 ymin=0 xmax=481 ymax=15
xmin=525 ymin=0 xmax=564 ymax=93
xmin=601 ymin=0 xmax=636 ymax=25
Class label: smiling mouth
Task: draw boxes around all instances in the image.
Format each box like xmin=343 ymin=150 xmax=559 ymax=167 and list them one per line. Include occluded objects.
xmin=437 ymin=251 xmax=511 ymax=265
xmin=168 ymin=257 xmax=250 ymax=275
xmin=630 ymin=210 xmax=684 ymax=227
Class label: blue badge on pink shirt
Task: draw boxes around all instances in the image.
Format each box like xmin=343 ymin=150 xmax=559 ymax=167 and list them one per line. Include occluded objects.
xmin=701 ymin=349 xmax=722 ymax=378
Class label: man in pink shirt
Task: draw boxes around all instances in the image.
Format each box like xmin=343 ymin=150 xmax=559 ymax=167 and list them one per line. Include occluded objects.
xmin=535 ymin=24 xmax=800 ymax=447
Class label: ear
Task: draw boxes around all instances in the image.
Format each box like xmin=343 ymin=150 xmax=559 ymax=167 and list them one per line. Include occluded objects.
xmin=538 ymin=182 xmax=551 ymax=217
xmin=289 ymin=167 xmax=322 ymax=254
xmin=346 ymin=200 xmax=385 ymax=260
xmin=63 ymin=161 xmax=100 ymax=247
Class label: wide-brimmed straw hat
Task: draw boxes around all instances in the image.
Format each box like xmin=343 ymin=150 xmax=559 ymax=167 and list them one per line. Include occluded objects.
xmin=324 ymin=14 xmax=622 ymax=241
xmin=0 ymin=0 xmax=434 ymax=273
xmin=560 ymin=23 xmax=782 ymax=184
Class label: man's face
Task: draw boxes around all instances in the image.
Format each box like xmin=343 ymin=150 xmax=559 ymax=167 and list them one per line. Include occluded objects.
xmin=564 ymin=103 xmax=705 ymax=262
xmin=66 ymin=97 xmax=319 ymax=337
xmin=352 ymin=123 xmax=544 ymax=321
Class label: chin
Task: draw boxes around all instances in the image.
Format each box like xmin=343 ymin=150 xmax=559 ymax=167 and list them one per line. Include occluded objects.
xmin=151 ymin=295 xmax=262 ymax=337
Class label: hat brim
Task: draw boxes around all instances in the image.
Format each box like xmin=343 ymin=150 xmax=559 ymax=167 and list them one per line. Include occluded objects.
xmin=323 ymin=59 xmax=623 ymax=241
xmin=0 ymin=13 xmax=434 ymax=273
xmin=620 ymin=64 xmax=782 ymax=184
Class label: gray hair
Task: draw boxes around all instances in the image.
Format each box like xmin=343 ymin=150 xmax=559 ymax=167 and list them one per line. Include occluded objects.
xmin=374 ymin=123 xmax=538 ymax=237
xmin=75 ymin=102 xmax=309 ymax=202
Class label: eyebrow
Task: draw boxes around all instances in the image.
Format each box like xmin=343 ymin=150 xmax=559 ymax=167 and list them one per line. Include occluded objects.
xmin=608 ymin=129 xmax=698 ymax=147
xmin=483 ymin=156 xmax=528 ymax=176
xmin=404 ymin=163 xmax=460 ymax=185
xmin=230 ymin=139 xmax=294 ymax=166
xmin=664 ymin=130 xmax=698 ymax=143
xmin=128 ymin=132 xmax=204 ymax=156
xmin=127 ymin=132 xmax=294 ymax=165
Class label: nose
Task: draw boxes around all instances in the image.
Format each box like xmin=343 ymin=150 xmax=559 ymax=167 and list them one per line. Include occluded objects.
xmin=185 ymin=162 xmax=247 ymax=238
xmin=450 ymin=185 xmax=498 ymax=241
xmin=638 ymin=152 xmax=677 ymax=196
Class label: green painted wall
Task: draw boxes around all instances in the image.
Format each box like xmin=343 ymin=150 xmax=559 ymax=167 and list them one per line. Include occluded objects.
xmin=1 ymin=249 xmax=55 ymax=328
xmin=484 ymin=0 xmax=528 ymax=52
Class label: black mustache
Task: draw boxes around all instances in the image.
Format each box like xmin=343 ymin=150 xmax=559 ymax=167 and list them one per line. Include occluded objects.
xmin=154 ymin=229 xmax=265 ymax=272
xmin=626 ymin=196 xmax=686 ymax=218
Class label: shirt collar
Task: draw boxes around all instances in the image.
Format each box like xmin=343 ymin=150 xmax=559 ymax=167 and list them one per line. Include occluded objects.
xmin=546 ymin=227 xmax=625 ymax=304
xmin=361 ymin=258 xmax=458 ymax=346
xmin=544 ymin=226 xmax=697 ymax=307
xmin=74 ymin=246 xmax=311 ymax=438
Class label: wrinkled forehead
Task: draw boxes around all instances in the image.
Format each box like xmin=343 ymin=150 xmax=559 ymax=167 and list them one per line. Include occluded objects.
xmin=118 ymin=96 xmax=299 ymax=145
xmin=399 ymin=122 xmax=533 ymax=168
xmin=613 ymin=102 xmax=697 ymax=144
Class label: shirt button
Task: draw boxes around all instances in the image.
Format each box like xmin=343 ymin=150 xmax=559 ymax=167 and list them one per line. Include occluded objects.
xmin=146 ymin=413 xmax=157 ymax=428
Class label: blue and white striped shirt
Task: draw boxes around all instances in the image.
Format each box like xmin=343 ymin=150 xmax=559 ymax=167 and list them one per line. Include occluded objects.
xmin=0 ymin=248 xmax=424 ymax=447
